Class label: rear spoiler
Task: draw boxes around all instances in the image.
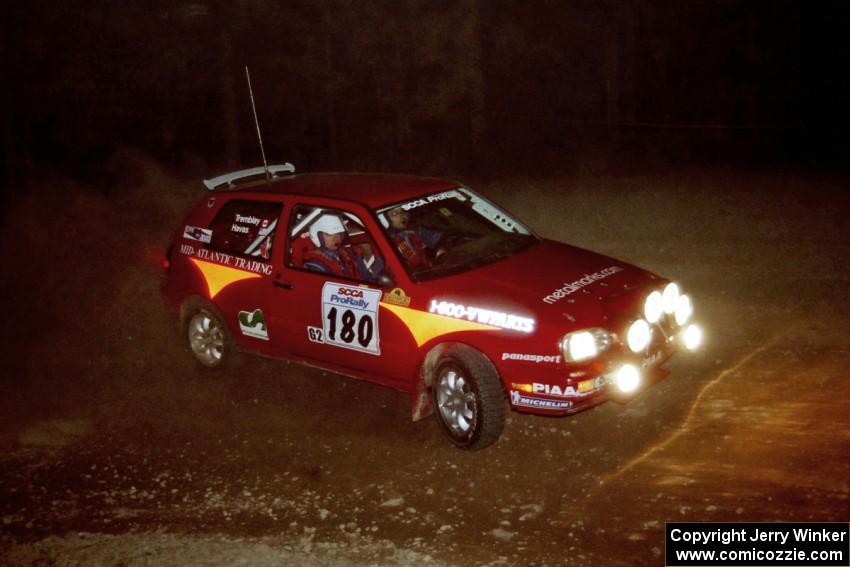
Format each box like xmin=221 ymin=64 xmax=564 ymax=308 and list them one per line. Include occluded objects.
xmin=203 ymin=163 xmax=296 ymax=191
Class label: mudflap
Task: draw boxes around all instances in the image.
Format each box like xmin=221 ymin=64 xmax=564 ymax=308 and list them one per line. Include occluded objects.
xmin=411 ymin=379 xmax=434 ymax=421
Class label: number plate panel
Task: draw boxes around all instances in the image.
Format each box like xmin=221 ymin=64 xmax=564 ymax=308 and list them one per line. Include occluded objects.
xmin=321 ymin=282 xmax=382 ymax=355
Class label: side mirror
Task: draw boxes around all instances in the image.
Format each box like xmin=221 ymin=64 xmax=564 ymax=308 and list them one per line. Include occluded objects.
xmin=376 ymin=272 xmax=396 ymax=289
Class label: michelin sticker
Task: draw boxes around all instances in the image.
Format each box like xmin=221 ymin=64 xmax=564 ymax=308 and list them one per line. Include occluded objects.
xmin=239 ymin=309 xmax=269 ymax=340
xmin=510 ymin=390 xmax=572 ymax=410
xmin=184 ymin=225 xmax=212 ymax=243
xmin=321 ymin=282 xmax=381 ymax=355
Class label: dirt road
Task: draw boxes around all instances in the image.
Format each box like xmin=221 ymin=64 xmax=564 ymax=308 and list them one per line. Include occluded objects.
xmin=1 ymin=166 xmax=848 ymax=565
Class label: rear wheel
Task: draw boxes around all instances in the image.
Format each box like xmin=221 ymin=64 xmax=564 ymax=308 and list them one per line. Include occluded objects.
xmin=183 ymin=301 xmax=234 ymax=369
xmin=433 ymin=349 xmax=505 ymax=450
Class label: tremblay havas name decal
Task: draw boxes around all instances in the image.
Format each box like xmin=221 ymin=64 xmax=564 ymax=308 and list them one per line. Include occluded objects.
xmin=429 ymin=300 xmax=535 ymax=333
xmin=543 ymin=266 xmax=623 ymax=305
xmin=234 ymin=214 xmax=261 ymax=225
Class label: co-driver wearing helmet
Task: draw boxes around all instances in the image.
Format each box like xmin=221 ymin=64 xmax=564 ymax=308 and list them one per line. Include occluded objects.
xmin=302 ymin=214 xmax=377 ymax=281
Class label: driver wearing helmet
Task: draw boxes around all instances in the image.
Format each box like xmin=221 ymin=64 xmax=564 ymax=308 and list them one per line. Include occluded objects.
xmin=303 ymin=214 xmax=376 ymax=281
xmin=386 ymin=206 xmax=444 ymax=268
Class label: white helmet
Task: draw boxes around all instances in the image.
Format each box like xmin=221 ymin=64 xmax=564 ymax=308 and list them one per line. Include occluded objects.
xmin=309 ymin=214 xmax=345 ymax=247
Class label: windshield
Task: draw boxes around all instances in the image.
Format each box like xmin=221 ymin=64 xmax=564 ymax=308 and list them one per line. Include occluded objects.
xmin=376 ymin=188 xmax=539 ymax=281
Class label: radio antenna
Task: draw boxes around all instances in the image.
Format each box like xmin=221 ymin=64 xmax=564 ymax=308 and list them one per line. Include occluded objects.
xmin=245 ymin=66 xmax=270 ymax=181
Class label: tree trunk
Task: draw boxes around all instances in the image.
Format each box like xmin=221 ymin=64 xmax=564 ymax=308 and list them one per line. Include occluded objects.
xmin=322 ymin=5 xmax=339 ymax=167
xmin=216 ymin=1 xmax=241 ymax=168
xmin=463 ymin=0 xmax=487 ymax=171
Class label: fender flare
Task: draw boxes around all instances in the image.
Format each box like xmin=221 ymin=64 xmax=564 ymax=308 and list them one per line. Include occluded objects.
xmin=410 ymin=342 xmax=502 ymax=421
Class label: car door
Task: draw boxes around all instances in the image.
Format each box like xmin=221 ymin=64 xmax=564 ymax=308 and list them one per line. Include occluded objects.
xmin=265 ymin=199 xmax=416 ymax=389
xmin=195 ymin=196 xmax=286 ymax=356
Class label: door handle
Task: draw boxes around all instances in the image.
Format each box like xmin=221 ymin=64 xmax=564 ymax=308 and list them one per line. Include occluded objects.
xmin=273 ymin=279 xmax=293 ymax=290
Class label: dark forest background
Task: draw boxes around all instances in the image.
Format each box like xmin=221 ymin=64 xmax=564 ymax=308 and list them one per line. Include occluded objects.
xmin=2 ymin=0 xmax=849 ymax=206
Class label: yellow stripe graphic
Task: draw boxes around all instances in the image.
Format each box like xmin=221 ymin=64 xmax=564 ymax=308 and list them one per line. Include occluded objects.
xmin=189 ymin=258 xmax=261 ymax=299
xmin=380 ymin=302 xmax=501 ymax=347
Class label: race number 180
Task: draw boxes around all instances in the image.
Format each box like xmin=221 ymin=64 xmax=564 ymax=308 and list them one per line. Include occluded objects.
xmin=320 ymin=283 xmax=381 ymax=355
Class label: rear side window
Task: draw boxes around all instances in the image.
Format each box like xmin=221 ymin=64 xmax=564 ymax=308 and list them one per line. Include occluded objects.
xmin=207 ymin=200 xmax=282 ymax=261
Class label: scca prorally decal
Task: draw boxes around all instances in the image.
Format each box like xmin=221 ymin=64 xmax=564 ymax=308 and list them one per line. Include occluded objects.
xmin=183 ymin=225 xmax=212 ymax=243
xmin=501 ymin=353 xmax=561 ymax=363
xmin=428 ymin=300 xmax=535 ymax=333
xmin=179 ymin=243 xmax=272 ymax=276
xmin=238 ymin=309 xmax=269 ymax=340
xmin=510 ymin=390 xmax=572 ymax=410
xmin=401 ymin=190 xmax=460 ymax=211
xmin=542 ymin=266 xmax=624 ymax=305
xmin=321 ymin=283 xmax=382 ymax=355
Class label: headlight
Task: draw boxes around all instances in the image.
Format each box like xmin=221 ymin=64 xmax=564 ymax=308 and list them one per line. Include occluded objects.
xmin=674 ymin=294 xmax=693 ymax=326
xmin=662 ymin=282 xmax=679 ymax=314
xmin=644 ymin=291 xmax=663 ymax=323
xmin=627 ymin=319 xmax=651 ymax=352
xmin=560 ymin=328 xmax=611 ymax=362
xmin=683 ymin=324 xmax=703 ymax=350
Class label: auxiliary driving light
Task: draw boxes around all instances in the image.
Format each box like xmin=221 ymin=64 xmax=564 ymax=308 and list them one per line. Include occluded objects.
xmin=615 ymin=364 xmax=641 ymax=393
xmin=644 ymin=291 xmax=663 ymax=323
xmin=662 ymin=282 xmax=680 ymax=314
xmin=674 ymin=294 xmax=693 ymax=326
xmin=683 ymin=324 xmax=703 ymax=351
xmin=627 ymin=319 xmax=651 ymax=353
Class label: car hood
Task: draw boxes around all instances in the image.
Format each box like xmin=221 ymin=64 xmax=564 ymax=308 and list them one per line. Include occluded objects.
xmin=420 ymin=239 xmax=661 ymax=333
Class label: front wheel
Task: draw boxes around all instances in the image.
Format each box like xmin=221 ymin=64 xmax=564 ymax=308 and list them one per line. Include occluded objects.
xmin=433 ymin=349 xmax=505 ymax=450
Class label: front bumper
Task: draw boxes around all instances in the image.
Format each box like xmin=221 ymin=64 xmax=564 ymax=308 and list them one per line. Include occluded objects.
xmin=507 ymin=343 xmax=677 ymax=416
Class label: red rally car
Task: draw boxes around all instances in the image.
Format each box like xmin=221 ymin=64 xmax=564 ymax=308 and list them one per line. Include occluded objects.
xmin=161 ymin=164 xmax=703 ymax=450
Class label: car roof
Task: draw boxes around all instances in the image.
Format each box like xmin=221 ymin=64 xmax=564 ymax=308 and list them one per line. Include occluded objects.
xmin=215 ymin=172 xmax=461 ymax=209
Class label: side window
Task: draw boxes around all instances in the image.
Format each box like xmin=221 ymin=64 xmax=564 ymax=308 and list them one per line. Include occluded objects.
xmin=208 ymin=200 xmax=282 ymax=261
xmin=287 ymin=205 xmax=385 ymax=283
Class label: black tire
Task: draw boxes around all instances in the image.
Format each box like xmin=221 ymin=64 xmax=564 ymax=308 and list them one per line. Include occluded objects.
xmin=432 ymin=348 xmax=506 ymax=450
xmin=181 ymin=298 xmax=236 ymax=370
